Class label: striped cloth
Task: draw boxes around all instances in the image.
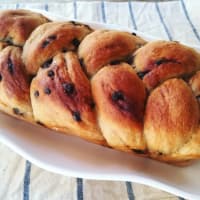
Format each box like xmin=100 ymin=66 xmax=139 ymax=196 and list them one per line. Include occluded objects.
xmin=0 ymin=0 xmax=199 ymax=199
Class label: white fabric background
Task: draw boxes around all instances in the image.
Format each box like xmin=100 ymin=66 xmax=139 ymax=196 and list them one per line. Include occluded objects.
xmin=0 ymin=0 xmax=199 ymax=199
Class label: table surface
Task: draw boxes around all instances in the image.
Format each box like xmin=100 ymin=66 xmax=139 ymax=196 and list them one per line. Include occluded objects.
xmin=0 ymin=0 xmax=199 ymax=200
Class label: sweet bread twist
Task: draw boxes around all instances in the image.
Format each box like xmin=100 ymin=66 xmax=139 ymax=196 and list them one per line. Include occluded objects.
xmin=1 ymin=9 xmax=200 ymax=165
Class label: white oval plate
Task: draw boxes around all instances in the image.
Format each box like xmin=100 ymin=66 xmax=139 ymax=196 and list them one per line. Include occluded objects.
xmin=0 ymin=9 xmax=200 ymax=200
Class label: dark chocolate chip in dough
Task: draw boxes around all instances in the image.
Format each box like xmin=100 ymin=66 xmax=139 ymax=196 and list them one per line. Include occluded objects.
xmin=5 ymin=37 xmax=13 ymax=45
xmin=7 ymin=57 xmax=14 ymax=74
xmin=36 ymin=121 xmax=45 ymax=126
xmin=44 ymin=87 xmax=51 ymax=95
xmin=155 ymin=58 xmax=165 ymax=66
xmin=89 ymin=101 xmax=95 ymax=109
xmin=72 ymin=111 xmax=81 ymax=122
xmin=131 ymin=32 xmax=137 ymax=36
xmin=62 ymin=83 xmax=75 ymax=95
xmin=72 ymin=38 xmax=80 ymax=48
xmin=48 ymin=35 xmax=57 ymax=40
xmin=110 ymin=60 xmax=121 ymax=65
xmin=132 ymin=149 xmax=146 ymax=154
xmin=13 ymin=107 xmax=23 ymax=116
xmin=69 ymin=21 xmax=78 ymax=25
xmin=126 ymin=55 xmax=135 ymax=65
xmin=196 ymin=95 xmax=200 ymax=100
xmin=34 ymin=90 xmax=39 ymax=97
xmin=47 ymin=70 xmax=55 ymax=78
xmin=79 ymin=58 xmax=84 ymax=67
xmin=137 ymin=71 xmax=149 ymax=79
xmin=62 ymin=47 xmax=68 ymax=53
xmin=41 ymin=35 xmax=57 ymax=48
xmin=41 ymin=58 xmax=53 ymax=69
xmin=112 ymin=91 xmax=124 ymax=101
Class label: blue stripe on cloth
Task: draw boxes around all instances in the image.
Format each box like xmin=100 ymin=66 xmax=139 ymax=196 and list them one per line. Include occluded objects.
xmin=180 ymin=0 xmax=200 ymax=42
xmin=155 ymin=2 xmax=172 ymax=41
xmin=128 ymin=1 xmax=137 ymax=30
xmin=101 ymin=0 xmax=106 ymax=23
xmin=16 ymin=3 xmax=19 ymax=9
xmin=73 ymin=0 xmax=77 ymax=19
xmin=23 ymin=161 xmax=32 ymax=200
xmin=77 ymin=178 xmax=83 ymax=200
xmin=126 ymin=181 xmax=135 ymax=200
xmin=44 ymin=4 xmax=48 ymax=12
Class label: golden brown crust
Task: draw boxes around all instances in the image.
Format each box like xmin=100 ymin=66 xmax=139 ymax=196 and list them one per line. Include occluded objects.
xmin=91 ymin=63 xmax=146 ymax=151
xmin=30 ymin=51 xmax=106 ymax=145
xmin=23 ymin=22 xmax=93 ymax=75
xmin=0 ymin=9 xmax=50 ymax=46
xmin=175 ymin=129 xmax=200 ymax=159
xmin=189 ymin=71 xmax=200 ymax=97
xmin=0 ymin=46 xmax=33 ymax=122
xmin=144 ymin=79 xmax=199 ymax=158
xmin=78 ymin=30 xmax=146 ymax=77
xmin=134 ymin=41 xmax=200 ymax=90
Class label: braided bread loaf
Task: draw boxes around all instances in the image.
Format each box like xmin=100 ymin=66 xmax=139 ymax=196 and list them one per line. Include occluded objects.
xmin=1 ymin=9 xmax=200 ymax=165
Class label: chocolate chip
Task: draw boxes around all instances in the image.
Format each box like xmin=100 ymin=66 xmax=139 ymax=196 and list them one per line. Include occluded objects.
xmin=196 ymin=95 xmax=200 ymax=100
xmin=72 ymin=38 xmax=80 ymax=48
xmin=48 ymin=35 xmax=57 ymax=40
xmin=72 ymin=111 xmax=81 ymax=122
xmin=79 ymin=58 xmax=88 ymax=75
xmin=41 ymin=58 xmax=53 ymax=69
xmin=42 ymin=40 xmax=49 ymax=48
xmin=47 ymin=70 xmax=54 ymax=78
xmin=84 ymin=24 xmax=93 ymax=31
xmin=0 ymin=73 xmax=2 ymax=81
xmin=5 ymin=37 xmax=13 ymax=45
xmin=44 ymin=88 xmax=51 ymax=95
xmin=79 ymin=58 xmax=84 ymax=67
xmin=155 ymin=58 xmax=180 ymax=66
xmin=132 ymin=149 xmax=146 ymax=154
xmin=126 ymin=55 xmax=134 ymax=65
xmin=6 ymin=41 xmax=12 ymax=45
xmin=62 ymin=83 xmax=75 ymax=95
xmin=112 ymin=91 xmax=124 ymax=101
xmin=110 ymin=60 xmax=121 ymax=65
xmin=131 ymin=32 xmax=137 ymax=36
xmin=62 ymin=47 xmax=68 ymax=53
xmin=42 ymin=35 xmax=57 ymax=48
xmin=137 ymin=71 xmax=149 ymax=79
xmin=155 ymin=58 xmax=165 ymax=65
xmin=69 ymin=21 xmax=78 ymax=25
xmin=69 ymin=21 xmax=91 ymax=29
xmin=13 ymin=108 xmax=23 ymax=115
xmin=36 ymin=121 xmax=45 ymax=126
xmin=89 ymin=101 xmax=95 ymax=109
xmin=34 ymin=90 xmax=39 ymax=97
xmin=7 ymin=57 xmax=14 ymax=74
